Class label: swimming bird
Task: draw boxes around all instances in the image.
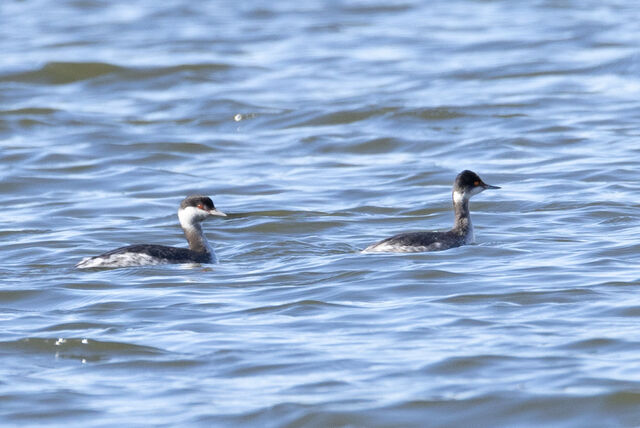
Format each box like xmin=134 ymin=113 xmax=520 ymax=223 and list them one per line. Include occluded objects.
xmin=76 ymin=195 xmax=226 ymax=268
xmin=363 ymin=170 xmax=499 ymax=253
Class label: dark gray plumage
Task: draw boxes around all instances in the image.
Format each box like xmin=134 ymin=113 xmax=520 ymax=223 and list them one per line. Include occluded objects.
xmin=363 ymin=170 xmax=499 ymax=253
xmin=76 ymin=195 xmax=226 ymax=268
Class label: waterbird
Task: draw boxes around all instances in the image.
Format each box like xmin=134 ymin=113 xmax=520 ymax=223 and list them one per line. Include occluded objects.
xmin=363 ymin=170 xmax=499 ymax=253
xmin=76 ymin=195 xmax=226 ymax=268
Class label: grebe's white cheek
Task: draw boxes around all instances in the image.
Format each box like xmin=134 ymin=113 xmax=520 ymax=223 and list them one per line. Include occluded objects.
xmin=178 ymin=206 xmax=203 ymax=227
xmin=470 ymin=186 xmax=484 ymax=196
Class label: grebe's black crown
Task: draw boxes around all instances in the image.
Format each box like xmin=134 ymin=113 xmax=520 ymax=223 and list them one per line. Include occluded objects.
xmin=455 ymin=170 xmax=482 ymax=188
xmin=453 ymin=170 xmax=500 ymax=192
xmin=180 ymin=195 xmax=215 ymax=210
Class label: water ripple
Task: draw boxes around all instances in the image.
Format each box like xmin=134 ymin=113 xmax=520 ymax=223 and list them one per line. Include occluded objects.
xmin=2 ymin=0 xmax=640 ymax=426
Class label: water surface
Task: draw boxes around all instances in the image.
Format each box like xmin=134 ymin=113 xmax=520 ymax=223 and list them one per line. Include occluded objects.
xmin=2 ymin=0 xmax=640 ymax=426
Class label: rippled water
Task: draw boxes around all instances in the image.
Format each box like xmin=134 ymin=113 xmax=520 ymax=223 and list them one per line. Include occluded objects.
xmin=2 ymin=0 xmax=640 ymax=426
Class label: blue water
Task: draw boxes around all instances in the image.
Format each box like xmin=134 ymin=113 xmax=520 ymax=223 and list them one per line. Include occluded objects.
xmin=2 ymin=0 xmax=640 ymax=426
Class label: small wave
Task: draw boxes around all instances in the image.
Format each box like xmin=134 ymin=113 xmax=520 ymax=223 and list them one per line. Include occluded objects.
xmin=0 ymin=61 xmax=233 ymax=85
xmin=1 ymin=62 xmax=125 ymax=84
xmin=1 ymin=337 xmax=167 ymax=363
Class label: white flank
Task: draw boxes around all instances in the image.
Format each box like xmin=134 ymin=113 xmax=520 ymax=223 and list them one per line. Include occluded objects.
xmin=362 ymin=241 xmax=442 ymax=253
xmin=76 ymin=253 xmax=167 ymax=269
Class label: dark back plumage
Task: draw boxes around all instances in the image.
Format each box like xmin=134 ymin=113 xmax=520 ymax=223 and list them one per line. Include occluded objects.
xmin=101 ymin=244 xmax=213 ymax=264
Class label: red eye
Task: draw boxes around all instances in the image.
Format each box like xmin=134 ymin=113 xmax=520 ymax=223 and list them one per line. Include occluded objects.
xmin=474 ymin=181 xmax=480 ymax=186
xmin=197 ymin=204 xmax=203 ymax=209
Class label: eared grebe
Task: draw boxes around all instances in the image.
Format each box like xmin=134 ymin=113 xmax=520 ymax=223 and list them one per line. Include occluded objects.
xmin=76 ymin=195 xmax=226 ymax=269
xmin=363 ymin=170 xmax=499 ymax=253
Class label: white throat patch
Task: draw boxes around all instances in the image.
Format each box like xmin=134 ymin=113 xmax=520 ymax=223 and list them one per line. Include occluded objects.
xmin=178 ymin=206 xmax=205 ymax=229
xmin=453 ymin=187 xmax=484 ymax=204
xmin=470 ymin=186 xmax=484 ymax=196
xmin=453 ymin=190 xmax=466 ymax=205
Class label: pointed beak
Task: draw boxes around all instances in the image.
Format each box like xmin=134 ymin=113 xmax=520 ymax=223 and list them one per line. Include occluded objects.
xmin=482 ymin=183 xmax=500 ymax=190
xmin=208 ymin=209 xmax=227 ymax=217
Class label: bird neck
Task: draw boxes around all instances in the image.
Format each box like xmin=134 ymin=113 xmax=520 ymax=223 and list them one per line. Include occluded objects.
xmin=182 ymin=223 xmax=212 ymax=254
xmin=178 ymin=208 xmax=211 ymax=254
xmin=452 ymin=190 xmax=472 ymax=236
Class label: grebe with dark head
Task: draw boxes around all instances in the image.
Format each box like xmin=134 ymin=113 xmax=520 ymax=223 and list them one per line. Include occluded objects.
xmin=363 ymin=170 xmax=499 ymax=253
xmin=76 ymin=195 xmax=226 ymax=269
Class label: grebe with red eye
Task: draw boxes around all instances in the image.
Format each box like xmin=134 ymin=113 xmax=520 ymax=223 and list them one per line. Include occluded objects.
xmin=363 ymin=170 xmax=500 ymax=253
xmin=76 ymin=195 xmax=226 ymax=269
